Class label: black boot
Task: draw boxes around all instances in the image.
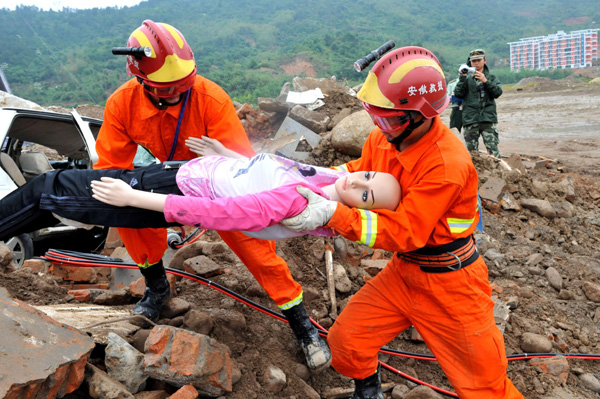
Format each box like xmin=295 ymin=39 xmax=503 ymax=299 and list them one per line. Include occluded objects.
xmin=351 ymin=364 xmax=383 ymax=399
xmin=132 ymin=261 xmax=171 ymax=321
xmin=281 ymin=301 xmax=331 ymax=372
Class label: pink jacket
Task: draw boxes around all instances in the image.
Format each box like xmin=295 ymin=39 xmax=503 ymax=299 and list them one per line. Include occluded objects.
xmin=163 ymin=154 xmax=344 ymax=239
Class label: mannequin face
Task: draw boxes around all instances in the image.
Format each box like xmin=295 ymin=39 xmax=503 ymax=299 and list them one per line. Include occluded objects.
xmin=334 ymin=171 xmax=401 ymax=210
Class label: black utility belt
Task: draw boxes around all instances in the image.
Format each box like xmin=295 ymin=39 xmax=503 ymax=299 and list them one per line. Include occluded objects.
xmin=397 ymin=236 xmax=480 ymax=273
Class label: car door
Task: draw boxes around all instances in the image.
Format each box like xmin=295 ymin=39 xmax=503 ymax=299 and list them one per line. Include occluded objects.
xmin=0 ymin=107 xmax=106 ymax=267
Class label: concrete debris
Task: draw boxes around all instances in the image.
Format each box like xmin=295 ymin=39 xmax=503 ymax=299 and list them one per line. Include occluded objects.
xmin=0 ymin=287 xmax=95 ymax=398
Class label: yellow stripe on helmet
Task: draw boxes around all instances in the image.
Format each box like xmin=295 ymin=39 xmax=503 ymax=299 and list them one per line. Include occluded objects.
xmin=357 ymin=72 xmax=394 ymax=109
xmin=159 ymin=23 xmax=185 ymax=49
xmin=147 ymin=55 xmax=195 ymax=83
xmin=389 ymin=58 xmax=443 ymax=83
xmin=131 ymin=29 xmax=156 ymax=58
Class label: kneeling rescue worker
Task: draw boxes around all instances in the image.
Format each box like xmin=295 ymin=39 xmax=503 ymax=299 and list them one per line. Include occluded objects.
xmin=282 ymin=46 xmax=524 ymax=398
xmin=95 ymin=20 xmax=330 ymax=372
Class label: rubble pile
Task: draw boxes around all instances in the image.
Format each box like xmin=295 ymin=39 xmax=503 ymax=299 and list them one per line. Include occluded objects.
xmin=1 ymin=77 xmax=600 ymax=399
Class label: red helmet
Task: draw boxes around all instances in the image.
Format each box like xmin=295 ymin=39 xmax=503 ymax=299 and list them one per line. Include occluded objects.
xmin=126 ymin=20 xmax=197 ymax=98
xmin=357 ymin=46 xmax=449 ymax=119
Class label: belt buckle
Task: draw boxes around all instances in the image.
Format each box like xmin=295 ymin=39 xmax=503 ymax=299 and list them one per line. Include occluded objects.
xmin=445 ymin=251 xmax=462 ymax=271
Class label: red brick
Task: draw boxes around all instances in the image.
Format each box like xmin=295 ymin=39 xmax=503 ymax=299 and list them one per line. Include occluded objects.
xmin=104 ymin=227 xmax=123 ymax=249
xmin=170 ymin=330 xmax=201 ymax=376
xmin=145 ymin=326 xmax=172 ymax=367
xmin=167 ymin=274 xmax=177 ymax=295
xmin=169 ymin=384 xmax=198 ymax=399
xmin=129 ymin=276 xmax=146 ymax=297
xmin=49 ymin=264 xmax=97 ymax=283
xmin=22 ymin=259 xmax=48 ymax=274
xmin=68 ymin=290 xmax=91 ymax=302
xmin=47 ymin=363 xmax=68 ymax=398
xmin=66 ymin=356 xmax=87 ymax=394
xmin=130 ymin=275 xmax=176 ymax=298
xmin=530 ymin=356 xmax=569 ymax=383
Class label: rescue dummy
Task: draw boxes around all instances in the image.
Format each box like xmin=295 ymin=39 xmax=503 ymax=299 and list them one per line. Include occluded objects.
xmin=0 ymin=139 xmax=400 ymax=243
xmin=281 ymin=46 xmax=524 ymax=399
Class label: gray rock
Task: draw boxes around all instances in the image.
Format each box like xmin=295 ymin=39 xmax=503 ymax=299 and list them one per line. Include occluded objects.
xmin=404 ymin=385 xmax=445 ymax=398
xmin=183 ymin=309 xmax=214 ymax=335
xmin=333 ymin=263 xmax=352 ymax=294
xmin=289 ymin=105 xmax=330 ymax=133
xmin=521 ymin=332 xmax=552 ymax=353
xmin=545 ymin=267 xmax=563 ymax=291
xmin=582 ymin=281 xmax=600 ymax=302
xmin=520 ymin=198 xmax=556 ymax=219
xmin=391 ymin=384 xmax=410 ymax=398
xmin=479 ymin=176 xmax=507 ymax=202
xmin=85 ymin=363 xmax=134 ymax=399
xmin=580 ymin=373 xmax=600 ymax=393
xmin=161 ymin=297 xmax=191 ymax=319
xmin=330 ymin=110 xmax=373 ymax=156
xmin=105 ymin=332 xmax=147 ymax=394
xmin=260 ymin=365 xmax=286 ymax=393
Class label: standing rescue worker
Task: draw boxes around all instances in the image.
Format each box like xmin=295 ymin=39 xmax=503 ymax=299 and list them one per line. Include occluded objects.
xmin=282 ymin=47 xmax=523 ymax=399
xmin=453 ymin=49 xmax=503 ymax=157
xmin=95 ymin=20 xmax=330 ymax=372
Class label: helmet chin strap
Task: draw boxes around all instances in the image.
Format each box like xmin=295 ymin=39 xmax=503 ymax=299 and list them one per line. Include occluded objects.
xmin=156 ymin=95 xmax=184 ymax=108
xmin=387 ymin=112 xmax=424 ymax=150
xmin=137 ymin=78 xmax=184 ymax=109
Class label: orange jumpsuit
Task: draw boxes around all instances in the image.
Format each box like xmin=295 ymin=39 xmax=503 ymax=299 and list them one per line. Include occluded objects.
xmin=94 ymin=77 xmax=303 ymax=309
xmin=327 ymin=117 xmax=522 ymax=399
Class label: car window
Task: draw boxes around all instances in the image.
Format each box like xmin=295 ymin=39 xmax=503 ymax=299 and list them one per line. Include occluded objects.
xmin=132 ymin=145 xmax=157 ymax=168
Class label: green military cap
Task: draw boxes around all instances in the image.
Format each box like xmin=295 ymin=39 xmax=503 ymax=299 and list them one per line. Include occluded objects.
xmin=469 ymin=49 xmax=485 ymax=60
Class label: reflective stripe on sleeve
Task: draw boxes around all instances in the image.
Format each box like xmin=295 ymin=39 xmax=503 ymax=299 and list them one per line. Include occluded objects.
xmin=356 ymin=209 xmax=378 ymax=247
xmin=332 ymin=164 xmax=348 ymax=172
xmin=447 ymin=217 xmax=475 ymax=234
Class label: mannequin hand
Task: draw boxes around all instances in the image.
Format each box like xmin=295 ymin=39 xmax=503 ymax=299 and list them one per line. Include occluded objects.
xmin=281 ymin=186 xmax=337 ymax=232
xmin=186 ymin=136 xmax=245 ymax=158
xmin=186 ymin=136 xmax=225 ymax=156
xmin=91 ymin=177 xmax=134 ymax=207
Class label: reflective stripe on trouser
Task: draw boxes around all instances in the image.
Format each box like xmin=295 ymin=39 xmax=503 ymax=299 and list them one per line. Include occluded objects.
xmin=462 ymin=122 xmax=500 ymax=157
xmin=327 ymin=255 xmax=523 ymax=399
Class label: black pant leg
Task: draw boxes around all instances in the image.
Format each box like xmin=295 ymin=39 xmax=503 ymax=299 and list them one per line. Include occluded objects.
xmin=0 ymin=165 xmax=183 ymax=241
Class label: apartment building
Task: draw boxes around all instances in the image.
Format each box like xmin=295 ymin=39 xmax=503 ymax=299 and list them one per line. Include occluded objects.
xmin=508 ymin=29 xmax=599 ymax=71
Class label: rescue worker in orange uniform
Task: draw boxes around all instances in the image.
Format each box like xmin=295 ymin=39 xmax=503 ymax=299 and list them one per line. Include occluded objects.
xmin=95 ymin=20 xmax=330 ymax=372
xmin=282 ymin=47 xmax=524 ymax=398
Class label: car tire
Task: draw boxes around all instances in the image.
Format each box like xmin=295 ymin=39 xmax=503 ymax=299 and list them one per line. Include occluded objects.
xmin=2 ymin=234 xmax=34 ymax=268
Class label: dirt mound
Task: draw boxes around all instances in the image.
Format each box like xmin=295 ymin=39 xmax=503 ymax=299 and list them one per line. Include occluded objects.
xmin=513 ymin=77 xmax=566 ymax=92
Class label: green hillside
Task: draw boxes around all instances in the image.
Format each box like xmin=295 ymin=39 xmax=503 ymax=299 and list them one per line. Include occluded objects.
xmin=0 ymin=0 xmax=597 ymax=106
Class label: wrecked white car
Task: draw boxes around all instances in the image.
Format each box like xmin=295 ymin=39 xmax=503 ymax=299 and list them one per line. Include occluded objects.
xmin=0 ymin=107 xmax=155 ymax=267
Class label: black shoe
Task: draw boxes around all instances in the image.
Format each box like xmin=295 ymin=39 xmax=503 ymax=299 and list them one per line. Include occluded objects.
xmin=282 ymin=301 xmax=332 ymax=372
xmin=133 ymin=262 xmax=171 ymax=321
xmin=351 ymin=364 xmax=383 ymax=399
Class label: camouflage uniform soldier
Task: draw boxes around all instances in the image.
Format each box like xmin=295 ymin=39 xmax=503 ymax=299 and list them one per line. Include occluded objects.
xmin=453 ymin=49 xmax=503 ymax=157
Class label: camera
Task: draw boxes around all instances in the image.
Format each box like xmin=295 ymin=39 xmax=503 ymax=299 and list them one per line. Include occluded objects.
xmin=459 ymin=64 xmax=476 ymax=75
